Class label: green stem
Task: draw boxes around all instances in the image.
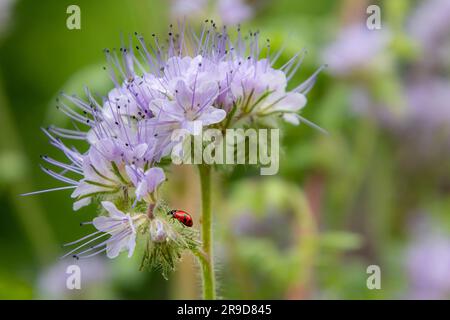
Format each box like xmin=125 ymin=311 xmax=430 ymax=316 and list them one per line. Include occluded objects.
xmin=291 ymin=190 xmax=317 ymax=298
xmin=197 ymin=164 xmax=216 ymax=300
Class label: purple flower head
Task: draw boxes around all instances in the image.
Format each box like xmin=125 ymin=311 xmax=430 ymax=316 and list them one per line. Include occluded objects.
xmin=38 ymin=23 xmax=320 ymax=207
xmin=30 ymin=22 xmax=322 ymax=264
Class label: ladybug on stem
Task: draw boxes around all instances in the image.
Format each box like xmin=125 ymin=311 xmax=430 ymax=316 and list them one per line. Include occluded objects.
xmin=168 ymin=209 xmax=193 ymax=227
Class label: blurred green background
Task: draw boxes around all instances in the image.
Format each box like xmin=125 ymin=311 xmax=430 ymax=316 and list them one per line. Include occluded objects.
xmin=1 ymin=0 xmax=450 ymax=299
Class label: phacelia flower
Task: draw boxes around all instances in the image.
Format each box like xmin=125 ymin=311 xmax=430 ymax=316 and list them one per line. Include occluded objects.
xmin=63 ymin=201 xmax=147 ymax=259
xmin=28 ymin=22 xmax=322 ymax=271
xmin=126 ymin=166 xmax=166 ymax=202
xmin=229 ymin=58 xmax=309 ymax=124
xmin=149 ymin=79 xmax=226 ymax=135
xmin=70 ymin=144 xmax=130 ymax=210
xmin=37 ymin=23 xmax=320 ymax=208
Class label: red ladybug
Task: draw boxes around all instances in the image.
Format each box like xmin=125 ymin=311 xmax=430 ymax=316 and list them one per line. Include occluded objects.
xmin=168 ymin=209 xmax=193 ymax=227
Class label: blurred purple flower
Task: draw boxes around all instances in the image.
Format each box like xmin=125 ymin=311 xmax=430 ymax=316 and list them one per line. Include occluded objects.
xmin=322 ymin=24 xmax=390 ymax=76
xmin=399 ymin=79 xmax=450 ymax=169
xmin=170 ymin=0 xmax=254 ymax=25
xmin=170 ymin=0 xmax=206 ymax=19
xmin=355 ymin=78 xmax=450 ymax=171
xmin=218 ymin=0 xmax=253 ymax=25
xmin=0 ymin=0 xmax=15 ymax=37
xmin=406 ymin=222 xmax=450 ymax=299
xmin=408 ymin=0 xmax=450 ymax=55
xmin=37 ymin=257 xmax=110 ymax=299
xmin=405 ymin=78 xmax=450 ymax=129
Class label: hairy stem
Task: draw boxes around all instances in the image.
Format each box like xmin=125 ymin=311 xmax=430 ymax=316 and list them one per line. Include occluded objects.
xmin=197 ymin=164 xmax=216 ymax=300
xmin=147 ymin=203 xmax=155 ymax=219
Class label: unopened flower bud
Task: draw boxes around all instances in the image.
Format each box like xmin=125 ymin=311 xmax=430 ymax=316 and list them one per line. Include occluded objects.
xmin=150 ymin=219 xmax=168 ymax=243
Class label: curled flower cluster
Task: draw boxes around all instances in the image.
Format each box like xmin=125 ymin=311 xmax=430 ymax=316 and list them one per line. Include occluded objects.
xmin=37 ymin=22 xmax=320 ymax=264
